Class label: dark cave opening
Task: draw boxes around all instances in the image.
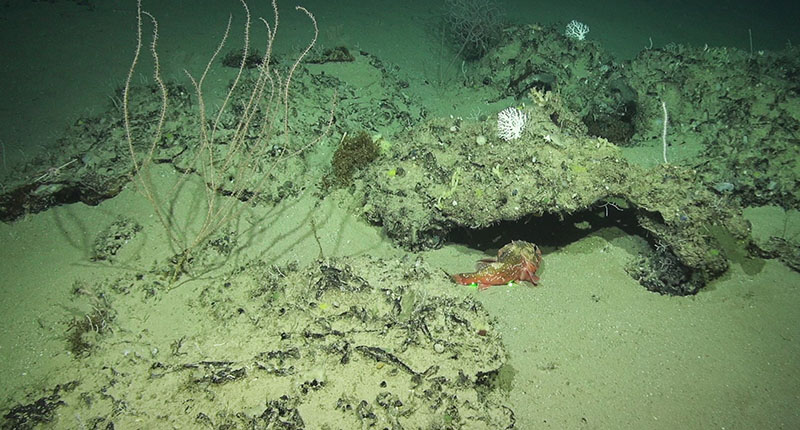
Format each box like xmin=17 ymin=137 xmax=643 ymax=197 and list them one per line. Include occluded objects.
xmin=445 ymin=201 xmax=647 ymax=254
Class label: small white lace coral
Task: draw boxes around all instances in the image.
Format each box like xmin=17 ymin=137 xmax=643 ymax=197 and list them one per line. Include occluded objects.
xmin=496 ymin=107 xmax=528 ymax=141
xmin=565 ymin=20 xmax=590 ymax=41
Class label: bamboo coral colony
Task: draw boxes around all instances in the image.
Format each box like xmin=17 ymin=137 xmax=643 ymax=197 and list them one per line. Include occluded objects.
xmin=496 ymin=107 xmax=528 ymax=141
xmin=565 ymin=20 xmax=590 ymax=40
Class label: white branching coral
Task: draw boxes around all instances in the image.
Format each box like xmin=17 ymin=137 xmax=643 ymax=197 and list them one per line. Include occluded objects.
xmin=565 ymin=20 xmax=590 ymax=41
xmin=496 ymin=106 xmax=528 ymax=141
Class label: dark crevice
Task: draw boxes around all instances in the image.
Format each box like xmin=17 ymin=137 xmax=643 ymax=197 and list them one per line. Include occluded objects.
xmin=446 ymin=204 xmax=645 ymax=254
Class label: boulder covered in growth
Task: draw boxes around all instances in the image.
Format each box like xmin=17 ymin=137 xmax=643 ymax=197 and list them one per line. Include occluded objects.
xmin=357 ymin=90 xmax=750 ymax=295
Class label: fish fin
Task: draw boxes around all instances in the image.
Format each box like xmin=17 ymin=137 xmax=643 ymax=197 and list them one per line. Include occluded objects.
xmin=475 ymin=258 xmax=496 ymax=270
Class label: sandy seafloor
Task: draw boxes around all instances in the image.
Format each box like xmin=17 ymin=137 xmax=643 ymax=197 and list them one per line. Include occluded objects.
xmin=1 ymin=0 xmax=800 ymax=428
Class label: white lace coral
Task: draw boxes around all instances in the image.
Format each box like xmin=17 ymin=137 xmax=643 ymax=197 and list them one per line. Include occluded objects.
xmin=565 ymin=20 xmax=590 ymax=41
xmin=496 ymin=107 xmax=528 ymax=141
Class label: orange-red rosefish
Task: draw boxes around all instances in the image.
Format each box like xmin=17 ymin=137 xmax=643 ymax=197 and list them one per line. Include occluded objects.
xmin=452 ymin=241 xmax=542 ymax=290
